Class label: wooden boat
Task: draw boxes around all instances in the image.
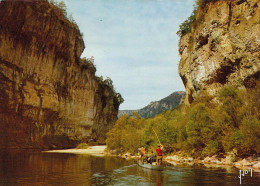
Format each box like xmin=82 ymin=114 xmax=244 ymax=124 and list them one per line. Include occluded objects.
xmin=137 ymin=160 xmax=164 ymax=171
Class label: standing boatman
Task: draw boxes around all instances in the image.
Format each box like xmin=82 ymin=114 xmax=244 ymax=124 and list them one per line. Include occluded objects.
xmin=156 ymin=144 xmax=164 ymax=165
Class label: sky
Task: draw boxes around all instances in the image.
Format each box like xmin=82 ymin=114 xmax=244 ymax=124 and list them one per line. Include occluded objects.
xmin=58 ymin=0 xmax=194 ymax=110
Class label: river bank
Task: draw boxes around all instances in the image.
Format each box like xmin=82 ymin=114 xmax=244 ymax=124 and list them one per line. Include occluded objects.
xmin=120 ymin=151 xmax=260 ymax=172
xmin=3 ymin=150 xmax=256 ymax=185
xmin=164 ymin=154 xmax=260 ymax=172
xmin=43 ymin=146 xmax=260 ymax=172
xmin=43 ymin=145 xmax=107 ymax=155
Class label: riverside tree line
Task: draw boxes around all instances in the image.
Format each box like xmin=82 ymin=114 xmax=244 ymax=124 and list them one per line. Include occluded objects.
xmin=106 ymin=85 xmax=260 ymax=158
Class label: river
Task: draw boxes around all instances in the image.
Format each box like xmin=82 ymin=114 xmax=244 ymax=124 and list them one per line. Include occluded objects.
xmin=0 ymin=151 xmax=259 ymax=185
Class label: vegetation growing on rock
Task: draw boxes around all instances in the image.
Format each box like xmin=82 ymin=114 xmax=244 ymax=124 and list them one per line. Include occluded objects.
xmin=176 ymin=1 xmax=198 ymax=37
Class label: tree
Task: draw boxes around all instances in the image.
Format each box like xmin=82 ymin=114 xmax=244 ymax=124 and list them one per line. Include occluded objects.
xmin=186 ymin=103 xmax=214 ymax=153
xmin=104 ymin=77 xmax=113 ymax=87
xmin=68 ymin=13 xmax=75 ymax=24
xmin=219 ymin=86 xmax=243 ymax=128
xmin=57 ymin=1 xmax=67 ymax=17
xmin=176 ymin=2 xmax=198 ymax=37
xmin=106 ymin=114 xmax=144 ymax=153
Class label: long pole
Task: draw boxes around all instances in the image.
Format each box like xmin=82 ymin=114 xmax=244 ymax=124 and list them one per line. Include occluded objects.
xmin=152 ymin=127 xmax=161 ymax=145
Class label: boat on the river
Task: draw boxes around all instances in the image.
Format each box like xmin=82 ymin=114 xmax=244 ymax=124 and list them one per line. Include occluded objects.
xmin=137 ymin=160 xmax=164 ymax=171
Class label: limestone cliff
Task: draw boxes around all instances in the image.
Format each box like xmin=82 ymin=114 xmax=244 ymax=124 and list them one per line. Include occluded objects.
xmin=0 ymin=0 xmax=121 ymax=148
xmin=179 ymin=0 xmax=260 ymax=104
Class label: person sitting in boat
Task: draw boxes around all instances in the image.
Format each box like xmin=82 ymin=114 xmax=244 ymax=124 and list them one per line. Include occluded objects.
xmin=140 ymin=146 xmax=146 ymax=155
xmin=147 ymin=150 xmax=156 ymax=164
xmin=156 ymin=144 xmax=164 ymax=165
xmin=139 ymin=146 xmax=146 ymax=162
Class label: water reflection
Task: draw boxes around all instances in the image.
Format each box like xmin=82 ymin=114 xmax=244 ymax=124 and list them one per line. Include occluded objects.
xmin=0 ymin=151 xmax=259 ymax=185
xmin=0 ymin=151 xmax=132 ymax=185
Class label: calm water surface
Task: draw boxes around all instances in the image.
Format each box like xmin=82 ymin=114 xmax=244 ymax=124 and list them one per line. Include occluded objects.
xmin=0 ymin=151 xmax=259 ymax=185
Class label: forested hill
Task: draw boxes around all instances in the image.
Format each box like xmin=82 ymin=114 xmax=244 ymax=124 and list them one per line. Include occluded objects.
xmin=118 ymin=91 xmax=185 ymax=118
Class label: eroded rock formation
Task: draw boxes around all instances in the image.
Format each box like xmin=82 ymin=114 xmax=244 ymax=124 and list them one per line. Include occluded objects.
xmin=0 ymin=0 xmax=120 ymax=148
xmin=179 ymin=0 xmax=260 ymax=104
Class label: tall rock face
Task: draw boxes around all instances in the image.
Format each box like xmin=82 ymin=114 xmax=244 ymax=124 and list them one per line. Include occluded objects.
xmin=0 ymin=0 xmax=120 ymax=148
xmin=179 ymin=0 xmax=260 ymax=104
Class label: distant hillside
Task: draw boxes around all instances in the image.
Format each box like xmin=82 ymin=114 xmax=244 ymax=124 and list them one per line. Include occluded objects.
xmin=118 ymin=91 xmax=185 ymax=118
xmin=118 ymin=110 xmax=138 ymax=116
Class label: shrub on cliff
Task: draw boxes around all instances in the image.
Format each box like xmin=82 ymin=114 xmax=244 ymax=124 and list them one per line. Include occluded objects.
xmin=177 ymin=0 xmax=220 ymax=37
xmin=49 ymin=0 xmax=66 ymax=16
xmin=176 ymin=1 xmax=198 ymax=37
xmin=102 ymin=77 xmax=124 ymax=106
xmin=48 ymin=0 xmax=78 ymax=27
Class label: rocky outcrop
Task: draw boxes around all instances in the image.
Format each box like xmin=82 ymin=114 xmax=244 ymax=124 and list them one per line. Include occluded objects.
xmin=118 ymin=91 xmax=185 ymax=118
xmin=179 ymin=0 xmax=260 ymax=104
xmin=165 ymin=154 xmax=260 ymax=171
xmin=0 ymin=0 xmax=120 ymax=148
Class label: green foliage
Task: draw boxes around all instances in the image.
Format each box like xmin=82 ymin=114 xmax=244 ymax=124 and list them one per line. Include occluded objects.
xmin=203 ymin=140 xmax=220 ymax=156
xmin=239 ymin=116 xmax=260 ymax=156
xmin=68 ymin=13 xmax=75 ymax=23
xmin=49 ymin=0 xmax=67 ymax=16
xmin=176 ymin=2 xmax=198 ymax=37
xmin=115 ymin=93 xmax=124 ymax=104
xmin=104 ymin=77 xmax=113 ymax=87
xmin=101 ymin=76 xmax=124 ymax=106
xmin=219 ymin=86 xmax=243 ymax=128
xmin=57 ymin=1 xmax=67 ymax=17
xmin=107 ymin=85 xmax=259 ymax=158
xmin=141 ymin=110 xmax=183 ymax=153
xmin=48 ymin=0 xmax=77 ymax=27
xmin=186 ymin=103 xmax=213 ymax=150
xmin=76 ymin=143 xmax=89 ymax=149
xmin=176 ymin=0 xmax=220 ymax=37
xmin=106 ymin=114 xmax=144 ymax=153
xmin=80 ymin=57 xmax=96 ymax=72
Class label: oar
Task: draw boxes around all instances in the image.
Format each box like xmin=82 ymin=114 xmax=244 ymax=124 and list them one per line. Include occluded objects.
xmin=152 ymin=127 xmax=161 ymax=145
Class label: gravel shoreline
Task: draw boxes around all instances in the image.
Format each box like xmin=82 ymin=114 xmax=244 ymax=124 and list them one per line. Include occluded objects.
xmin=43 ymin=145 xmax=107 ymax=155
xmin=120 ymin=152 xmax=260 ymax=172
xmin=164 ymin=154 xmax=260 ymax=172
